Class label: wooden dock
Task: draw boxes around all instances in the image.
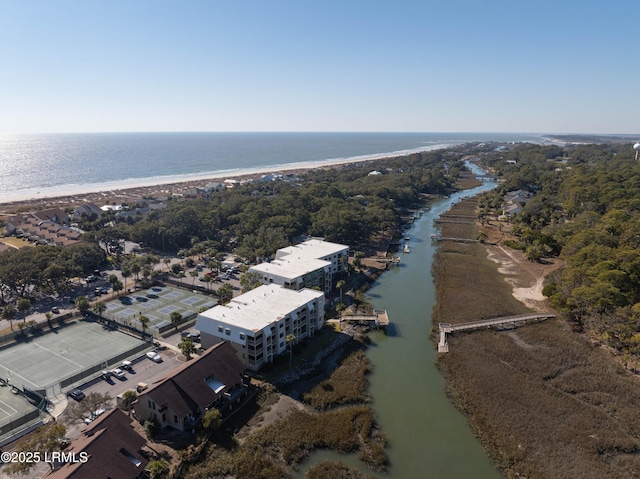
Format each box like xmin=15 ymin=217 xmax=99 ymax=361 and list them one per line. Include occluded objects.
xmin=341 ymin=309 xmax=389 ymax=329
xmin=438 ymin=313 xmax=555 ymax=352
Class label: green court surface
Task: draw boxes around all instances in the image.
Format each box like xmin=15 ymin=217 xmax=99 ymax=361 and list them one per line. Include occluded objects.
xmin=0 ymin=320 xmax=145 ymax=391
xmin=103 ymin=285 xmax=217 ymax=332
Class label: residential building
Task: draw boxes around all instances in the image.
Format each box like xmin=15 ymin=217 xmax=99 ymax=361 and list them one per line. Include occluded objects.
xmin=134 ymin=341 xmax=249 ymax=432
xmin=501 ymin=189 xmax=532 ymax=216
xmin=71 ymin=203 xmax=103 ymax=220
xmin=47 ymin=408 xmax=148 ymax=479
xmin=249 ymin=256 xmax=331 ymax=292
xmin=250 ymin=239 xmax=349 ymax=293
xmin=195 ymin=285 xmax=325 ymax=370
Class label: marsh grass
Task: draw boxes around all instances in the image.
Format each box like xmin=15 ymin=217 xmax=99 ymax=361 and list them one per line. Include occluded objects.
xmin=432 ymin=198 xmax=640 ymax=478
xmin=302 ymin=349 xmax=372 ymax=409
xmin=182 ymin=407 xmax=386 ymax=478
xmin=305 ymin=460 xmax=377 ymax=479
xmin=182 ymin=339 xmax=385 ymax=478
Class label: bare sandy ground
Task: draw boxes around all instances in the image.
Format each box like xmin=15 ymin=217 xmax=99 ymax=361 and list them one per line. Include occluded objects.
xmin=485 ymin=243 xmax=562 ymax=313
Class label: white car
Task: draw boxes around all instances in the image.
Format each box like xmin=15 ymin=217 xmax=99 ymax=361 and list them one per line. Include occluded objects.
xmin=110 ymin=368 xmax=125 ymax=379
xmin=84 ymin=408 xmax=106 ymax=424
xmin=146 ymin=351 xmax=162 ymax=363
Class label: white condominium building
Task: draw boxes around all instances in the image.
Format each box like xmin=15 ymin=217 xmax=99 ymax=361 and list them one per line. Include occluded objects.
xmin=249 ymin=256 xmax=331 ymax=292
xmin=250 ymin=239 xmax=349 ymax=293
xmin=195 ymin=285 xmax=325 ymax=370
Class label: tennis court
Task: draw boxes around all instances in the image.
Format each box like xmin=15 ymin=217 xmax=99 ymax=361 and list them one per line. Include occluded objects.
xmin=0 ymin=385 xmax=43 ymax=443
xmin=103 ymin=285 xmax=217 ymax=334
xmin=0 ymin=320 xmax=146 ymax=392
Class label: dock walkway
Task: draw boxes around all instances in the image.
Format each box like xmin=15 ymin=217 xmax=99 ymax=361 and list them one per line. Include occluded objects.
xmin=438 ymin=313 xmax=554 ymax=352
xmin=341 ymin=309 xmax=389 ymax=329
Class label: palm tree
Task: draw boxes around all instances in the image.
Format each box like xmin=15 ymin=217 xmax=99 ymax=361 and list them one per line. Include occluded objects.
xmin=217 ymin=284 xmax=233 ymax=304
xmin=170 ymin=311 xmax=182 ymax=331
xmin=93 ymin=301 xmax=107 ymax=319
xmin=130 ymin=262 xmax=141 ymax=286
xmin=2 ymin=305 xmax=17 ymax=331
xmin=75 ymin=296 xmax=90 ymax=316
xmin=336 ymin=279 xmax=346 ymax=303
xmin=286 ymin=334 xmax=296 ymax=369
xmin=121 ymin=268 xmax=131 ymax=293
xmin=189 ymin=270 xmax=199 ymax=286
xmin=138 ymin=315 xmax=150 ymax=338
xmin=178 ymin=337 xmax=197 ymax=360
xmin=120 ymin=390 xmax=137 ymax=417
xmin=16 ymin=297 xmax=31 ymax=323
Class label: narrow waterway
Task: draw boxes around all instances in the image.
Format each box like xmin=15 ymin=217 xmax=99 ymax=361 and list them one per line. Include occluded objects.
xmin=296 ymin=164 xmax=502 ymax=478
xmin=365 ymin=175 xmax=501 ymax=478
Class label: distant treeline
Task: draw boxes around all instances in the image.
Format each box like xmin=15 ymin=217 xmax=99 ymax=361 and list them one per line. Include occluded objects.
xmin=84 ymin=150 xmax=462 ymax=259
xmin=1 ymin=149 xmax=466 ymax=309
xmin=479 ymin=142 xmax=640 ymax=359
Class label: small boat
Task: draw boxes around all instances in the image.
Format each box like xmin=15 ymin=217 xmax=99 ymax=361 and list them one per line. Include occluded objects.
xmin=403 ymin=244 xmax=410 ymax=253
xmin=404 ymin=235 xmax=410 ymax=241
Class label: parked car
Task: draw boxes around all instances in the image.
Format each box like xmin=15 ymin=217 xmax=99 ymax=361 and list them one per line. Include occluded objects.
xmin=121 ymin=360 xmax=133 ymax=372
xmin=110 ymin=368 xmax=125 ymax=379
xmin=84 ymin=408 xmax=106 ymax=424
xmin=146 ymin=351 xmax=162 ymax=363
xmin=51 ymin=307 xmax=60 ymax=314
xmin=67 ymin=389 xmax=85 ymax=401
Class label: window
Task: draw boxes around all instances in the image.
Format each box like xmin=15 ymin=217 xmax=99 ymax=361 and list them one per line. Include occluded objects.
xmin=239 ymin=333 xmax=245 ymax=340
xmin=225 ymin=328 xmax=231 ymax=336
xmin=218 ymin=326 xmax=223 ymax=333
xmin=279 ymin=332 xmax=284 ymax=338
xmin=162 ymin=413 xmax=166 ymax=421
xmin=174 ymin=415 xmax=178 ymax=423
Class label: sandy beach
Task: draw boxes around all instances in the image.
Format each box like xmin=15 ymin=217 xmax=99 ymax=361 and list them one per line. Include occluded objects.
xmin=0 ymin=146 xmax=446 ymax=215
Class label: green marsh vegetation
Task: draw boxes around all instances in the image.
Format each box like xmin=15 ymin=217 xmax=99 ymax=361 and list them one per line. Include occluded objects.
xmin=433 ymin=142 xmax=640 ymax=478
xmin=182 ymin=348 xmax=385 ymax=478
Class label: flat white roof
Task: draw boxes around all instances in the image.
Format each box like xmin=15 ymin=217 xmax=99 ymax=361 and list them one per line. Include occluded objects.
xmin=196 ymin=285 xmax=324 ymax=333
xmin=276 ymin=239 xmax=348 ymax=260
xmin=250 ymin=256 xmax=330 ymax=280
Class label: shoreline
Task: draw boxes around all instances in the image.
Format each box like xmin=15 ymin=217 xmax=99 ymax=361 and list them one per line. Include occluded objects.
xmin=0 ymin=144 xmax=452 ymax=209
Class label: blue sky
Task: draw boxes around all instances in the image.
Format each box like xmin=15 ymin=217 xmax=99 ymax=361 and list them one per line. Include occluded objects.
xmin=1 ymin=0 xmax=638 ymax=134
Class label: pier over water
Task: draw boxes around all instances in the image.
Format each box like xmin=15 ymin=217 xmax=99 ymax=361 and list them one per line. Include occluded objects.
xmin=438 ymin=313 xmax=555 ymax=352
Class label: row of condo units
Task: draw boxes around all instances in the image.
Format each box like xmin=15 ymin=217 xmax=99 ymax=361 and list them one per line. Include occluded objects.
xmin=195 ymin=239 xmax=349 ymax=370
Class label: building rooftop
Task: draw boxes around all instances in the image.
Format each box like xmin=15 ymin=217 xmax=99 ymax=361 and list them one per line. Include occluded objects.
xmin=196 ymin=285 xmax=324 ymax=333
xmin=250 ymin=256 xmax=331 ymax=280
xmin=275 ymin=239 xmax=348 ymax=261
xmin=47 ymin=408 xmax=148 ymax=479
xmin=140 ymin=341 xmax=246 ymax=417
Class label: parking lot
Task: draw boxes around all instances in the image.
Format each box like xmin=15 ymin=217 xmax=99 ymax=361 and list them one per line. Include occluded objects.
xmin=73 ymin=344 xmax=184 ymax=403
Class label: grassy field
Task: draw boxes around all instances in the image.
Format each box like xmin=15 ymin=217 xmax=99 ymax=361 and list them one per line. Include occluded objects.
xmin=0 ymin=237 xmax=31 ymax=249
xmin=432 ymin=198 xmax=640 ymax=478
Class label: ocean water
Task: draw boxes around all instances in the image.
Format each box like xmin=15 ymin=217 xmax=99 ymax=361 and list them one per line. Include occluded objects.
xmin=0 ymin=132 xmax=543 ymax=202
